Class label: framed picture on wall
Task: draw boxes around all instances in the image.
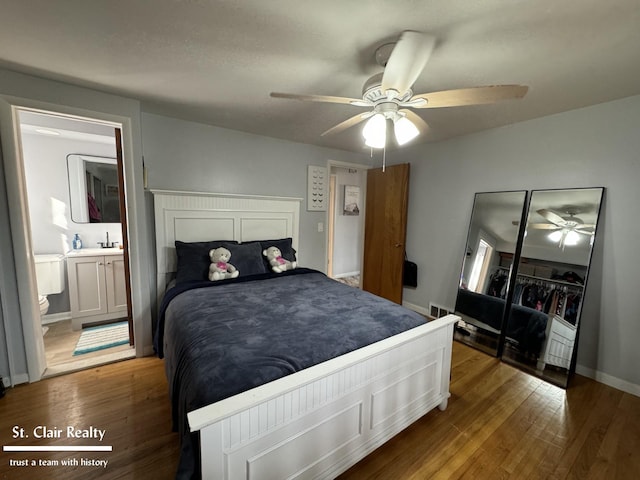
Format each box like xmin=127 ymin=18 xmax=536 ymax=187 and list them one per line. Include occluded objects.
xmin=105 ymin=184 xmax=119 ymax=196
xmin=343 ymin=185 xmax=360 ymax=216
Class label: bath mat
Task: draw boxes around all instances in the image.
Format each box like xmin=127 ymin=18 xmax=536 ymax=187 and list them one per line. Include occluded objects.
xmin=73 ymin=321 xmax=129 ymax=356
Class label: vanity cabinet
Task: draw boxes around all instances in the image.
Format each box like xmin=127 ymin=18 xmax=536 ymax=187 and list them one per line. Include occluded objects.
xmin=67 ymin=251 xmax=127 ymax=330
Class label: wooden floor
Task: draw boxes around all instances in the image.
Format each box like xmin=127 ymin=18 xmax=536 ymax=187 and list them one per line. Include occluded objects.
xmin=333 ymin=275 xmax=361 ymax=288
xmin=339 ymin=343 xmax=640 ymax=480
xmin=43 ymin=320 xmax=134 ymax=377
xmin=1 ymin=341 xmax=638 ymax=479
xmin=0 ymin=356 xmax=180 ymax=480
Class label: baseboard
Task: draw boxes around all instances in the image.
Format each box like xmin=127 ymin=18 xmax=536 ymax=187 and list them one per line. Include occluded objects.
xmin=402 ymin=301 xmax=431 ymax=317
xmin=143 ymin=345 xmax=156 ymax=356
xmin=42 ymin=311 xmax=72 ymax=325
xmin=404 ymin=301 xmax=455 ymax=321
xmin=398 ymin=304 xmax=640 ymax=398
xmin=576 ymin=364 xmax=640 ymax=397
xmin=3 ymin=373 xmax=29 ymax=387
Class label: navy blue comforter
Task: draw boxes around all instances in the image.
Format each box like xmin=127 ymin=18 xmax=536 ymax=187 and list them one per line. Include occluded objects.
xmin=156 ymin=269 xmax=427 ymax=479
xmin=455 ymin=288 xmax=548 ymax=355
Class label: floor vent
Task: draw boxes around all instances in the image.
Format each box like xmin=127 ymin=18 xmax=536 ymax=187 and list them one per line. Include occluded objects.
xmin=429 ymin=302 xmax=453 ymax=320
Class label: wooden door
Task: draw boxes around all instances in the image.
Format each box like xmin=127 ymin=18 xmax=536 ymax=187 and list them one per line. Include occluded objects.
xmin=114 ymin=128 xmax=134 ymax=344
xmin=362 ymin=163 xmax=410 ymax=304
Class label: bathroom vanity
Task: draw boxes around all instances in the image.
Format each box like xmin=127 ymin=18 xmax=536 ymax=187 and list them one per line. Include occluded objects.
xmin=67 ymin=248 xmax=127 ymax=330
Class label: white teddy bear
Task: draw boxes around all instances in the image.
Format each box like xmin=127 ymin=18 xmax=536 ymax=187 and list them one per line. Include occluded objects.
xmin=263 ymin=246 xmax=297 ymax=273
xmin=208 ymin=247 xmax=239 ymax=281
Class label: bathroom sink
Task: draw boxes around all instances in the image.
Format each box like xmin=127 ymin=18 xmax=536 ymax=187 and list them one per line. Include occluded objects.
xmin=67 ymin=247 xmax=123 ymax=256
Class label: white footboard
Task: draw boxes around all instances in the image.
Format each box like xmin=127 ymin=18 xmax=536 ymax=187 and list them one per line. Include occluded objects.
xmin=188 ymin=314 xmax=458 ymax=480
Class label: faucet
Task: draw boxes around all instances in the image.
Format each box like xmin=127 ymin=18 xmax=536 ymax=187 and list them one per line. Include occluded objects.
xmin=97 ymin=231 xmax=118 ymax=248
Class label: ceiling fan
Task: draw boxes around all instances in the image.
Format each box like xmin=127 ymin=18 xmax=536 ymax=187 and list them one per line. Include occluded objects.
xmin=270 ymin=31 xmax=529 ymax=148
xmin=515 ymin=207 xmax=596 ymax=248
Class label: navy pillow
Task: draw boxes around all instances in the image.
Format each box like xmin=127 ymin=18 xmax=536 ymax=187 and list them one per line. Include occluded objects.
xmin=257 ymin=238 xmax=297 ymax=269
xmin=220 ymin=242 xmax=267 ymax=277
xmin=175 ymin=240 xmax=237 ymax=284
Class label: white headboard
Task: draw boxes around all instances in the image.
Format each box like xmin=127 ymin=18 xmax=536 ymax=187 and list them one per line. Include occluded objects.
xmin=152 ymin=190 xmax=302 ymax=299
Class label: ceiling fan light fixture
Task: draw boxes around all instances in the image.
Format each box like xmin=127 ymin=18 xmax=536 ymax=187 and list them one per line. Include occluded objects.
xmin=271 ymin=31 xmax=529 ymax=149
xmin=549 ymin=228 xmax=581 ymax=248
xmin=363 ymin=113 xmax=386 ymax=148
xmin=548 ymin=230 xmax=563 ymax=243
xmin=394 ymin=116 xmax=419 ymax=145
xmin=565 ymin=230 xmax=580 ymax=246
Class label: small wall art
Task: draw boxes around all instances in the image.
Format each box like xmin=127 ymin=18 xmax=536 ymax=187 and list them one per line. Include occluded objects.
xmin=307 ymin=165 xmax=327 ymax=211
xmin=343 ymin=185 xmax=360 ymax=215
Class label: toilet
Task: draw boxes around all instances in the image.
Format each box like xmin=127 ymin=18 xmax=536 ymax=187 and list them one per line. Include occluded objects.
xmin=33 ymin=254 xmax=65 ymax=316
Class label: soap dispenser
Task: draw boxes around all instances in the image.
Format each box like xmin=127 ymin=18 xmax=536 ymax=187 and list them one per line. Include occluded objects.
xmin=72 ymin=233 xmax=82 ymax=250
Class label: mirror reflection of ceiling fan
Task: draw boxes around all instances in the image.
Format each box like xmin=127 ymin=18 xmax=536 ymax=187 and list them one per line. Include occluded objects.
xmin=514 ymin=207 xmax=596 ymax=248
xmin=270 ymin=31 xmax=529 ymax=149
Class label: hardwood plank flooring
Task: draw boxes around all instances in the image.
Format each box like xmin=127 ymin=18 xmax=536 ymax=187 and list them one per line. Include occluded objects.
xmin=338 ymin=343 xmax=640 ymax=480
xmin=43 ymin=320 xmax=134 ymax=377
xmin=0 ymin=357 xmax=179 ymax=480
xmin=1 ymin=341 xmax=638 ymax=479
xmin=334 ymin=275 xmax=361 ymax=288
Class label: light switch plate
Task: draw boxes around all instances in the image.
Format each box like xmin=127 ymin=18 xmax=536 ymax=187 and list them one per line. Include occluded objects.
xmin=307 ymin=166 xmax=327 ymax=211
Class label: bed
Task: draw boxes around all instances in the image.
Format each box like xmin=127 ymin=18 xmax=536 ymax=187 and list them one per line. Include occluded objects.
xmin=153 ymin=190 xmax=458 ymax=480
xmin=455 ymin=288 xmax=548 ymax=356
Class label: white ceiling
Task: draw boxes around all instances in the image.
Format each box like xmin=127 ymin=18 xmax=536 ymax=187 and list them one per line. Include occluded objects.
xmin=2 ymin=1 xmax=639 ymax=152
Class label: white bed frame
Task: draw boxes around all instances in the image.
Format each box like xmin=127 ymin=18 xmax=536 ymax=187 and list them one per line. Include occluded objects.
xmin=152 ymin=189 xmax=459 ymax=480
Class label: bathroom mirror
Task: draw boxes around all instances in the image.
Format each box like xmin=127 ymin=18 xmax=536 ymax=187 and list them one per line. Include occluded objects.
xmin=454 ymin=191 xmax=528 ymax=355
xmin=67 ymin=154 xmax=121 ymax=223
xmin=501 ymin=187 xmax=604 ymax=387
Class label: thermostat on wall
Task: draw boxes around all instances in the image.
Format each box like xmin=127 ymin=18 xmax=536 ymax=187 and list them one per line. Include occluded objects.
xmin=307 ymin=166 xmax=327 ymax=211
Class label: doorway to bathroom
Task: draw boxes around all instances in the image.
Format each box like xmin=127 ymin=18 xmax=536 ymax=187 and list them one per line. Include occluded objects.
xmin=326 ymin=161 xmax=368 ymax=288
xmin=17 ymin=108 xmax=135 ymax=377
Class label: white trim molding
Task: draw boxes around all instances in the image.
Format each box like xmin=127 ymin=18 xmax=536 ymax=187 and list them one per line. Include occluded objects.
xmin=402 ymin=301 xmax=431 ymax=318
xmin=576 ymin=364 xmax=640 ymax=397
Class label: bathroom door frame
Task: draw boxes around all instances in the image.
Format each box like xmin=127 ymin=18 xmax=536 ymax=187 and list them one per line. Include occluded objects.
xmin=325 ymin=159 xmax=369 ymax=279
xmin=0 ymin=95 xmax=149 ymax=383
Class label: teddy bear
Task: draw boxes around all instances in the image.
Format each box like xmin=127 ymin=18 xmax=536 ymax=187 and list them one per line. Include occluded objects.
xmin=263 ymin=246 xmax=297 ymax=273
xmin=208 ymin=247 xmax=239 ymax=281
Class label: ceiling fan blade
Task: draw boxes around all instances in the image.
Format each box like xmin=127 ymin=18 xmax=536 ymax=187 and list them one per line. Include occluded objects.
xmin=270 ymin=92 xmax=369 ymax=106
xmin=381 ymin=31 xmax=436 ymax=98
xmin=575 ymin=228 xmax=595 ymax=235
xmin=537 ymin=208 xmax=566 ymax=226
xmin=399 ymin=109 xmax=429 ymax=134
xmin=411 ymin=85 xmax=528 ymax=108
xmin=528 ymin=223 xmax=562 ymax=230
xmin=321 ymin=111 xmax=373 ymax=137
xmin=512 ymin=220 xmax=560 ymax=230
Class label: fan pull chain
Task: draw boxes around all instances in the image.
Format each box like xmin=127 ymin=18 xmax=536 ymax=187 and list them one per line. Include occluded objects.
xmin=369 ymin=146 xmax=387 ymax=172
xmin=382 ymin=146 xmax=386 ymax=172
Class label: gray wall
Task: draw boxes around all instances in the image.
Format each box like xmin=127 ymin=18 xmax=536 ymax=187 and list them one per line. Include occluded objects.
xmin=397 ymin=94 xmax=640 ymax=389
xmin=140 ymin=112 xmax=368 ymax=273
xmin=1 ymin=65 xmax=639 ymax=393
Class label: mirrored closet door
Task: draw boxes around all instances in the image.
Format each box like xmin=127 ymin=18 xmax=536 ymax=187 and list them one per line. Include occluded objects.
xmin=454 ymin=187 xmax=605 ymax=388
xmin=501 ymin=187 xmax=604 ymax=387
xmin=453 ymin=191 xmax=528 ymax=356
